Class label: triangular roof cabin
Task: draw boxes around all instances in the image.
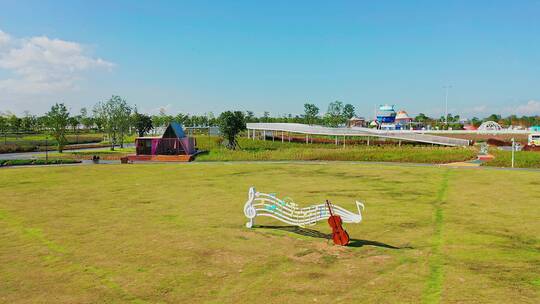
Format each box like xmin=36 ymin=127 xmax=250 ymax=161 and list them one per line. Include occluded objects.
xmin=135 ymin=122 xmax=196 ymax=156
xmin=162 ymin=122 xmax=186 ymax=139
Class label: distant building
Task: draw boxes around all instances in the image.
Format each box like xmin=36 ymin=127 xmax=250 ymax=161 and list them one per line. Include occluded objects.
xmin=395 ymin=110 xmax=413 ymax=129
xmin=376 ymin=105 xmax=396 ymax=124
xmin=376 ymin=104 xmax=397 ymax=130
xmin=347 ymin=117 xmax=366 ymax=127
xmin=463 ymin=125 xmax=478 ymax=131
xmin=129 ymin=122 xmax=198 ymax=162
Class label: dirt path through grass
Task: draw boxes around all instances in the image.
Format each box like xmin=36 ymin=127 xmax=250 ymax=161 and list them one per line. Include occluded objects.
xmin=422 ymin=170 xmax=450 ymax=303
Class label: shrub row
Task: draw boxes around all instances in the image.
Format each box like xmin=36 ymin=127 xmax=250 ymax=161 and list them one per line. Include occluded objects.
xmin=0 ymin=159 xmax=81 ymax=167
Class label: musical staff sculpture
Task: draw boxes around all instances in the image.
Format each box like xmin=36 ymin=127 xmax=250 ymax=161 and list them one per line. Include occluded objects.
xmin=243 ymin=187 xmax=365 ymax=228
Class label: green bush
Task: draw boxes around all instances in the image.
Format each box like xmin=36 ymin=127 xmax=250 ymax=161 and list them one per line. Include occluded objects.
xmin=0 ymin=159 xmax=81 ymax=167
xmin=0 ymin=144 xmax=37 ymax=153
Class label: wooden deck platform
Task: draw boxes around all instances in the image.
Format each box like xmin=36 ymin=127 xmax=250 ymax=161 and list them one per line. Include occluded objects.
xmin=127 ymin=154 xmax=194 ymax=162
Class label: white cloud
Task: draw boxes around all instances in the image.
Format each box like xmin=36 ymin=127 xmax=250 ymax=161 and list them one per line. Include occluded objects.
xmin=0 ymin=30 xmax=10 ymax=45
xmin=469 ymin=105 xmax=488 ymax=113
xmin=460 ymin=105 xmax=489 ymax=118
xmin=513 ymin=100 xmax=540 ymax=116
xmin=145 ymin=104 xmax=175 ymax=116
xmin=0 ymin=29 xmax=114 ymax=96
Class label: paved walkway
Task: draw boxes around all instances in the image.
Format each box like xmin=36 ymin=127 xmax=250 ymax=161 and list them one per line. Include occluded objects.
xmin=0 ymin=144 xmax=133 ymax=160
xmin=3 ymin=158 xmax=540 ymax=172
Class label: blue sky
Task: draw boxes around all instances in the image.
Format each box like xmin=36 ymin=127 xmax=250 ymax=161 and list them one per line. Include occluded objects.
xmin=1 ymin=0 xmax=540 ymax=118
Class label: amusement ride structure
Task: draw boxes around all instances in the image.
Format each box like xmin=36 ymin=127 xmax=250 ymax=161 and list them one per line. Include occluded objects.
xmin=478 ymin=121 xmax=503 ymax=131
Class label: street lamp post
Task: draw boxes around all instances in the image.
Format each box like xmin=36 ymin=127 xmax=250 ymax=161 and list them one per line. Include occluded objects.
xmin=511 ymin=138 xmax=515 ymax=168
xmin=45 ymin=136 xmax=48 ymax=165
xmin=443 ymin=85 xmax=452 ymax=126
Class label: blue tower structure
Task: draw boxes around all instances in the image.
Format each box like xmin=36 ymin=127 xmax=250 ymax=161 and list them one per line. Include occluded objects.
xmin=376 ymin=104 xmax=396 ymax=124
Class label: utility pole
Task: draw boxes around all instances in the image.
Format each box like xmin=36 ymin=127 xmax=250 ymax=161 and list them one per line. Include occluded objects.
xmin=443 ymin=85 xmax=452 ymax=126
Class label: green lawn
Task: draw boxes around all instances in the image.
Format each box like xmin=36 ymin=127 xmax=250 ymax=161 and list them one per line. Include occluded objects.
xmin=483 ymin=149 xmax=540 ymax=168
xmin=0 ymin=163 xmax=538 ymax=303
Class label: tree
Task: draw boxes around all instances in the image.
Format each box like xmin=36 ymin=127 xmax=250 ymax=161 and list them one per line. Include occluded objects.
xmin=485 ymin=114 xmax=501 ymax=122
xmin=93 ymin=102 xmax=113 ymax=146
xmin=115 ymin=97 xmax=132 ymax=148
xmin=45 ymin=103 xmax=70 ymax=152
xmin=245 ymin=111 xmax=256 ymax=123
xmin=155 ymin=107 xmax=173 ymax=127
xmin=471 ymin=117 xmax=481 ymax=127
xmin=21 ymin=111 xmax=36 ymax=132
xmin=8 ymin=115 xmax=21 ymax=134
xmin=36 ymin=116 xmax=48 ymax=132
xmin=133 ymin=112 xmax=153 ymax=137
xmin=218 ymin=111 xmax=246 ymax=150
xmin=68 ymin=116 xmax=80 ymax=132
xmin=92 ymin=106 xmax=105 ymax=132
xmin=94 ymin=95 xmax=131 ymax=151
xmin=80 ymin=107 xmax=94 ymax=129
xmin=325 ymin=101 xmax=345 ymax=127
xmin=0 ymin=115 xmax=7 ymax=144
xmin=303 ymin=103 xmax=319 ymax=125
xmin=343 ymin=104 xmax=355 ymax=120
xmin=207 ymin=112 xmax=217 ymax=126
xmin=94 ymin=95 xmax=132 ymax=150
xmin=415 ymin=113 xmax=429 ymax=123
xmin=262 ymin=111 xmax=270 ymax=123
xmin=174 ymin=113 xmax=189 ymax=126
xmin=151 ymin=115 xmax=163 ymax=130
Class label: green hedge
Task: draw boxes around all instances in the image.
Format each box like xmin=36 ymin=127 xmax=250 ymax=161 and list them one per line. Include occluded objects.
xmin=0 ymin=159 xmax=81 ymax=167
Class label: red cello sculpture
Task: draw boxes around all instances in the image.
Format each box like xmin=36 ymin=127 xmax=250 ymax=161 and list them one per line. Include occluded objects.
xmin=326 ymin=200 xmax=350 ymax=246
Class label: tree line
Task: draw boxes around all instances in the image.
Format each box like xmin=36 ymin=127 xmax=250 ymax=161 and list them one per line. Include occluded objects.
xmin=413 ymin=113 xmax=540 ymax=130
xmin=1 ymin=97 xmax=539 ymax=151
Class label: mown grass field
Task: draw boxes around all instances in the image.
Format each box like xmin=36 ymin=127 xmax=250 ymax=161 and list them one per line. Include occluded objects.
xmin=0 ymin=163 xmax=538 ymax=303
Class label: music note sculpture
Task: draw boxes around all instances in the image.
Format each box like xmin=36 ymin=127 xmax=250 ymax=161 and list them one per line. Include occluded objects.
xmin=243 ymin=187 xmax=365 ymax=231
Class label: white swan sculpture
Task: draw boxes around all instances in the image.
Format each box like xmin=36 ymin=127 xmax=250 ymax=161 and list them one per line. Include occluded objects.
xmin=243 ymin=187 xmax=365 ymax=228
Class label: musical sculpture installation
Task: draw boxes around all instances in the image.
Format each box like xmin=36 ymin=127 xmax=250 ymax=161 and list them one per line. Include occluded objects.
xmin=243 ymin=187 xmax=365 ymax=229
xmin=325 ymin=200 xmax=350 ymax=246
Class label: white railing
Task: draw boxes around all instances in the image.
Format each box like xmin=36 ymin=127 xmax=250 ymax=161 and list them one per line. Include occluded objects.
xmin=409 ymin=129 xmax=531 ymax=135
